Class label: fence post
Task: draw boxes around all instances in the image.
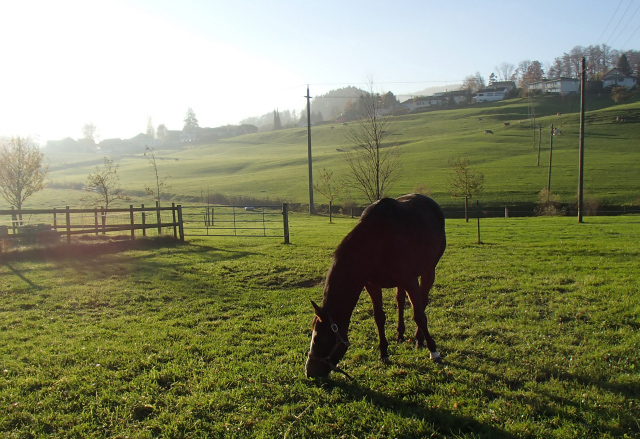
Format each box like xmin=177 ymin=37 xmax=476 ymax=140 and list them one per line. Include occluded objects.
xmin=177 ymin=205 xmax=184 ymax=241
xmin=129 ymin=205 xmax=135 ymax=240
xmin=505 ymin=206 xmax=509 ymax=218
xmin=141 ymin=204 xmax=146 ymax=237
xmin=66 ymin=206 xmax=71 ymax=243
xmin=282 ymin=203 xmax=290 ymax=244
xmin=476 ymin=201 xmax=481 ymax=245
xmin=11 ymin=207 xmax=17 ymax=234
xmin=101 ymin=206 xmax=106 ymax=235
xmin=94 ymin=208 xmax=99 ymax=235
xmin=156 ymin=201 xmax=162 ymax=235
xmin=172 ymin=203 xmax=177 ymax=238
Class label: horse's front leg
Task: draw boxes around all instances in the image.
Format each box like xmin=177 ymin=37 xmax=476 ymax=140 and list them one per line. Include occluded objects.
xmin=404 ymin=277 xmax=442 ymax=364
xmin=395 ymin=288 xmax=406 ymax=343
xmin=365 ymin=283 xmax=390 ymax=364
xmin=415 ymin=268 xmax=437 ymax=349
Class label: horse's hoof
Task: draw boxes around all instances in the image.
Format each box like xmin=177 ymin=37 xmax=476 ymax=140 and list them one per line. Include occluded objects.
xmin=432 ymin=356 xmax=444 ymax=365
xmin=396 ymin=336 xmax=404 ymax=343
xmin=380 ymin=356 xmax=391 ymax=365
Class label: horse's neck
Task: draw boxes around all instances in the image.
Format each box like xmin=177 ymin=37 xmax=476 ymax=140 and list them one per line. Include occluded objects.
xmin=322 ymin=260 xmax=364 ymax=328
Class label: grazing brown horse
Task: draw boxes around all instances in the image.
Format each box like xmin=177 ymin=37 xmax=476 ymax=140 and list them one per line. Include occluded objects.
xmin=305 ymin=194 xmax=446 ymax=379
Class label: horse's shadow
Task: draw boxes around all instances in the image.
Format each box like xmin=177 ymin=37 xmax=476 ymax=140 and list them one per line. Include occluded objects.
xmin=305 ymin=375 xmax=518 ymax=439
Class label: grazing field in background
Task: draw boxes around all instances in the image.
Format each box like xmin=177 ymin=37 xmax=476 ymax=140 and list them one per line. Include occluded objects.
xmin=12 ymin=95 xmax=640 ymax=211
xmin=1 ymin=214 xmax=639 ymax=438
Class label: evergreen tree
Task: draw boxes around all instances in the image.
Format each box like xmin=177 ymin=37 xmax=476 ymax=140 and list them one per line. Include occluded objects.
xmin=616 ymin=53 xmax=632 ymax=76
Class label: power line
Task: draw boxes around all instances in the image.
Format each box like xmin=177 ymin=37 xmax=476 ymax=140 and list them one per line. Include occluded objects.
xmin=609 ymin=1 xmax=640 ymax=47
xmin=604 ymin=0 xmax=635 ymax=46
xmin=621 ymin=21 xmax=640 ymax=47
xmin=597 ymin=0 xmax=625 ymax=44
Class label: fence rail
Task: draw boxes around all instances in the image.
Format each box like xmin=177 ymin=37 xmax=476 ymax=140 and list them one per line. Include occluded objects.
xmin=0 ymin=203 xmax=184 ymax=246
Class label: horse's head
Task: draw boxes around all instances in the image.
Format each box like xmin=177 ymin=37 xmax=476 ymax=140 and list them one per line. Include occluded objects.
xmin=305 ymin=301 xmax=351 ymax=379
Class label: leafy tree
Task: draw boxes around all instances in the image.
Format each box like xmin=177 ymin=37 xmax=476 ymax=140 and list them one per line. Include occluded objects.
xmin=521 ymin=60 xmax=545 ymax=85
xmin=611 ymin=86 xmax=631 ymax=103
xmin=156 ymin=124 xmax=168 ymax=141
xmin=313 ymin=167 xmax=344 ymax=223
xmin=144 ymin=147 xmax=171 ymax=205
xmin=0 ymin=137 xmax=48 ymax=219
xmin=183 ymin=108 xmax=199 ymax=132
xmin=82 ymin=123 xmax=98 ymax=142
xmin=343 ymin=85 xmax=402 ymax=203
xmin=447 ymin=156 xmax=484 ymax=222
xmin=616 ymin=53 xmax=632 ymax=76
xmin=81 ymin=157 xmax=129 ymax=210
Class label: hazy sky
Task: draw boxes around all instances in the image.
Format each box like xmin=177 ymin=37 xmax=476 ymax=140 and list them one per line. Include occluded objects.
xmin=2 ymin=0 xmax=639 ymax=143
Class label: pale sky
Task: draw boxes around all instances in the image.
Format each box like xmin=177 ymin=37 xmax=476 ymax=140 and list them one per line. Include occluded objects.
xmin=1 ymin=0 xmax=639 ymax=144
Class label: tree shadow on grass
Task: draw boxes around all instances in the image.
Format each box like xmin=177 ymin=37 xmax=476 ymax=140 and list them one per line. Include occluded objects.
xmin=1 ymin=236 xmax=255 ymax=291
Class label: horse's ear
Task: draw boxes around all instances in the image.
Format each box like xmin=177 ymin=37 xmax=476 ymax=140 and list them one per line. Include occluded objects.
xmin=311 ymin=300 xmax=324 ymax=322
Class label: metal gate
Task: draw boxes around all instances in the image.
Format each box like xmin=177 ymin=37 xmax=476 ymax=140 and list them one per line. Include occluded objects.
xmin=180 ymin=204 xmax=289 ymax=242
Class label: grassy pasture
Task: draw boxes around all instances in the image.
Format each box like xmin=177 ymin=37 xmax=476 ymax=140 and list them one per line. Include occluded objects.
xmin=21 ymin=95 xmax=640 ymax=211
xmin=1 ymin=214 xmax=639 ymax=438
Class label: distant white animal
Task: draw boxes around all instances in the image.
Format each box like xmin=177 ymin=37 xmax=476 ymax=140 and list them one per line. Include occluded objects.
xmin=553 ymin=128 xmax=563 ymax=136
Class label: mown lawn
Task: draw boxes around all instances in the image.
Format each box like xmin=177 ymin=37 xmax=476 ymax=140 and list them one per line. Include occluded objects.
xmin=1 ymin=214 xmax=639 ymax=438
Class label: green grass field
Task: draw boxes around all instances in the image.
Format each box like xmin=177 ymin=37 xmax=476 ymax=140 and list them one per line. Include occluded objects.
xmin=9 ymin=94 xmax=639 ymax=212
xmin=1 ymin=214 xmax=639 ymax=438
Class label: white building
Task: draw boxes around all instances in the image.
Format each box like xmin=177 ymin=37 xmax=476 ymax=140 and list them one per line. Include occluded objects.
xmin=603 ymin=68 xmax=638 ymax=89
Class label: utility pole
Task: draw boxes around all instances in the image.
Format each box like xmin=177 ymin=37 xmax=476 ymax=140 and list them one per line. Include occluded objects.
xmin=578 ymin=57 xmax=586 ymax=223
xmin=548 ymin=124 xmax=554 ymax=196
xmin=305 ymin=85 xmax=315 ymax=214
xmin=537 ymin=125 xmax=542 ymax=166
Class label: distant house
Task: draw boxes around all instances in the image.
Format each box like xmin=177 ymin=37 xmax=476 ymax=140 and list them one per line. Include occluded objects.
xmin=474 ymin=86 xmax=509 ymax=103
xmin=603 ymin=68 xmax=638 ymax=89
xmin=489 ymin=81 xmax=517 ymax=91
xmin=400 ymin=98 xmax=415 ymax=111
xmin=527 ymin=78 xmax=579 ymax=94
xmin=414 ymin=95 xmax=447 ymax=108
xmin=442 ymin=90 xmax=470 ymax=105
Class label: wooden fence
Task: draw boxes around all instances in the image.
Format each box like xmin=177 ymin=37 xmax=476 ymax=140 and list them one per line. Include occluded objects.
xmin=0 ymin=203 xmax=184 ymax=245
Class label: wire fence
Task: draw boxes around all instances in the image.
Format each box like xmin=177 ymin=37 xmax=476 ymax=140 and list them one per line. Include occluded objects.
xmin=180 ymin=204 xmax=290 ymax=242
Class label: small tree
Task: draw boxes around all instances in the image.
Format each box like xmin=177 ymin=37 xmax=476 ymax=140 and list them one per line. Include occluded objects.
xmin=144 ymin=147 xmax=171 ymax=205
xmin=0 ymin=137 xmax=48 ymax=221
xmin=81 ymin=156 xmax=128 ymax=210
xmin=313 ymin=167 xmax=344 ymax=223
xmin=448 ymin=156 xmax=484 ymax=222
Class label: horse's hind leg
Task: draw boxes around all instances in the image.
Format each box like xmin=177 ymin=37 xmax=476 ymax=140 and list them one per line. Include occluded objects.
xmin=365 ymin=284 xmax=390 ymax=364
xmin=404 ymin=277 xmax=441 ymax=363
xmin=395 ymin=288 xmax=406 ymax=342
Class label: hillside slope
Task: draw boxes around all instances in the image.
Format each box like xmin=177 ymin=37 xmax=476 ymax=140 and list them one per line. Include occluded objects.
xmin=25 ymin=95 xmax=640 ymax=211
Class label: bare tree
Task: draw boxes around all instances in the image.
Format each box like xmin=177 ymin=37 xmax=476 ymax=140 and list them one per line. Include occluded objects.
xmin=144 ymin=147 xmax=171 ymax=205
xmin=313 ymin=167 xmax=344 ymax=223
xmin=448 ymin=156 xmax=484 ymax=222
xmin=495 ymin=62 xmax=515 ymax=81
xmin=343 ymin=84 xmax=402 ymax=203
xmin=0 ymin=137 xmax=48 ymax=220
xmin=81 ymin=156 xmax=128 ymax=210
